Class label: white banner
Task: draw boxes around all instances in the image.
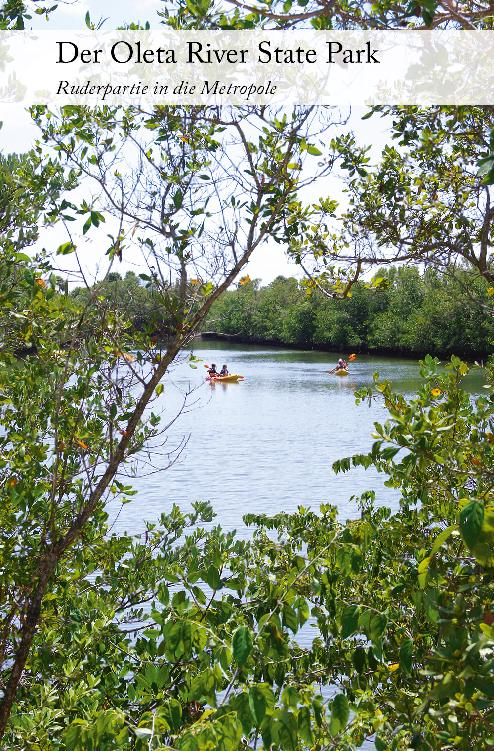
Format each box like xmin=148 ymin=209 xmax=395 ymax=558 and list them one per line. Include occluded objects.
xmin=0 ymin=30 xmax=493 ymax=105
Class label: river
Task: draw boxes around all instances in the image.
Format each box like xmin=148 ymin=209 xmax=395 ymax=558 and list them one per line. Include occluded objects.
xmin=114 ymin=343 xmax=485 ymax=537
xmin=111 ymin=343 xmax=483 ymax=748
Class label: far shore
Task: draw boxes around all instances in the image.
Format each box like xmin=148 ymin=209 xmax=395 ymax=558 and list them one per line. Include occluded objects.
xmin=198 ymin=331 xmax=490 ymax=363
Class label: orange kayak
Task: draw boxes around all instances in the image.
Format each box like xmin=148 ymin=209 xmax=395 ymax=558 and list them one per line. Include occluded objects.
xmin=208 ymin=374 xmax=245 ymax=383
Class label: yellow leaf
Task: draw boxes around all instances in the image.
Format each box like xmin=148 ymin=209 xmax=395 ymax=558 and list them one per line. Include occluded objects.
xmin=387 ymin=663 xmax=399 ymax=672
xmin=418 ymin=556 xmax=431 ymax=588
xmin=480 ymin=623 xmax=494 ymax=637
xmin=198 ymin=709 xmax=216 ymax=722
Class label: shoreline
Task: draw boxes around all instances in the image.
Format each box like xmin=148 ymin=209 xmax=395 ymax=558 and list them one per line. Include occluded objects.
xmin=199 ymin=331 xmax=490 ymax=363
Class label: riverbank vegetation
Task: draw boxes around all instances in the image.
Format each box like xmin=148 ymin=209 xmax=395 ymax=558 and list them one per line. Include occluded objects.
xmin=206 ymin=267 xmax=494 ymax=358
xmin=1 ymin=82 xmax=494 ymax=751
xmin=70 ymin=265 xmax=494 ymax=359
xmin=4 ymin=263 xmax=494 ymax=751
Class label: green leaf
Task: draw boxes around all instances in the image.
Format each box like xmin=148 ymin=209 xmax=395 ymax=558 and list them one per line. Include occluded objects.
xmin=330 ymin=693 xmax=349 ymax=734
xmin=204 ymin=565 xmax=222 ymax=590
xmin=460 ymin=501 xmax=484 ymax=549
xmin=90 ymin=210 xmax=104 ymax=227
xmin=282 ymin=686 xmax=299 ymax=708
xmin=340 ymin=605 xmax=359 ymax=638
xmin=234 ymin=693 xmax=253 ymax=735
xmin=478 ymin=156 xmax=494 ymax=176
xmin=306 ymin=144 xmax=322 ymax=156
xmin=232 ymin=626 xmax=252 ymax=666
xmin=431 ymin=524 xmax=456 ymax=555
xmin=161 ymin=699 xmax=182 ymax=732
xmin=273 ymin=710 xmax=297 ymax=751
xmin=134 ymin=727 xmax=153 ymax=738
xmin=399 ymin=638 xmax=413 ymax=674
xmin=173 ymin=189 xmax=183 ymax=209
xmin=362 ymin=612 xmax=387 ymax=643
xmin=297 ymin=706 xmax=313 ymax=744
xmin=56 ymin=241 xmax=76 ymax=255
xmin=155 ymin=383 xmax=164 ymax=396
xmin=312 ymin=697 xmax=324 ymax=727
xmin=157 ymin=584 xmax=169 ymax=605
xmin=248 ymin=684 xmax=274 ymax=725
xmin=418 ymin=556 xmax=431 ymax=589
xmin=352 ymin=646 xmax=366 ymax=674
xmin=294 ymin=596 xmax=310 ymax=625
xmin=282 ymin=603 xmax=299 ymax=633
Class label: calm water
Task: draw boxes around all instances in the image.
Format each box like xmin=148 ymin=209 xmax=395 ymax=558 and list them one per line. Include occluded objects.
xmin=111 ymin=344 xmax=484 ymax=748
xmin=113 ymin=343 xmax=485 ymax=537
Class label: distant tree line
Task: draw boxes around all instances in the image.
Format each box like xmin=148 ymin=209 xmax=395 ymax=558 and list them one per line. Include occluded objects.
xmin=205 ymin=267 xmax=494 ymax=358
xmin=70 ymin=267 xmax=494 ymax=358
xmin=70 ymin=271 xmax=192 ymax=342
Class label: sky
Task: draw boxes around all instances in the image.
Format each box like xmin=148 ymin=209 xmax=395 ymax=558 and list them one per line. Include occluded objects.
xmin=28 ymin=0 xmax=164 ymax=31
xmin=0 ymin=1 xmax=391 ymax=286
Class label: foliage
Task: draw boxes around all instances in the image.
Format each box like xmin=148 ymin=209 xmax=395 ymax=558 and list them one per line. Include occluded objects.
xmin=158 ymin=0 xmax=494 ymax=31
xmin=2 ymin=0 xmax=493 ymax=31
xmin=70 ymin=271 xmax=167 ymax=338
xmin=0 ymin=20 xmax=492 ymax=751
xmin=0 ymin=103 xmax=336 ymax=739
xmin=0 ymin=0 xmax=59 ymax=29
xmin=206 ymin=268 xmax=494 ymax=357
xmin=0 ymin=151 xmax=77 ymax=356
xmin=0 ymin=150 xmax=76 ymax=255
xmin=3 ymin=350 xmax=494 ymax=749
xmin=292 ymin=107 xmax=494 ymax=294
xmin=479 ymin=127 xmax=494 ymax=185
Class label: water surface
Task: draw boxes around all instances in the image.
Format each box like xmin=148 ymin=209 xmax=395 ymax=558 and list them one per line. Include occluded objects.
xmin=114 ymin=344 xmax=484 ymax=536
xmin=111 ymin=344 xmax=484 ymax=749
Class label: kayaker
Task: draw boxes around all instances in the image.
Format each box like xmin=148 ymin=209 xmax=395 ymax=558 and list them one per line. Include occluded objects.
xmin=208 ymin=364 xmax=218 ymax=377
xmin=335 ymin=358 xmax=348 ymax=372
xmin=219 ymin=364 xmax=229 ymax=376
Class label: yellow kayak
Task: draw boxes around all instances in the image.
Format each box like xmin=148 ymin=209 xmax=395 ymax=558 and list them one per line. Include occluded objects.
xmin=208 ymin=374 xmax=245 ymax=383
xmin=335 ymin=369 xmax=349 ymax=376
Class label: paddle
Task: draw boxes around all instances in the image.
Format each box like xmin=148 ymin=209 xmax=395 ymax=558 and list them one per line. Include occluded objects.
xmin=328 ymin=354 xmax=357 ymax=373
